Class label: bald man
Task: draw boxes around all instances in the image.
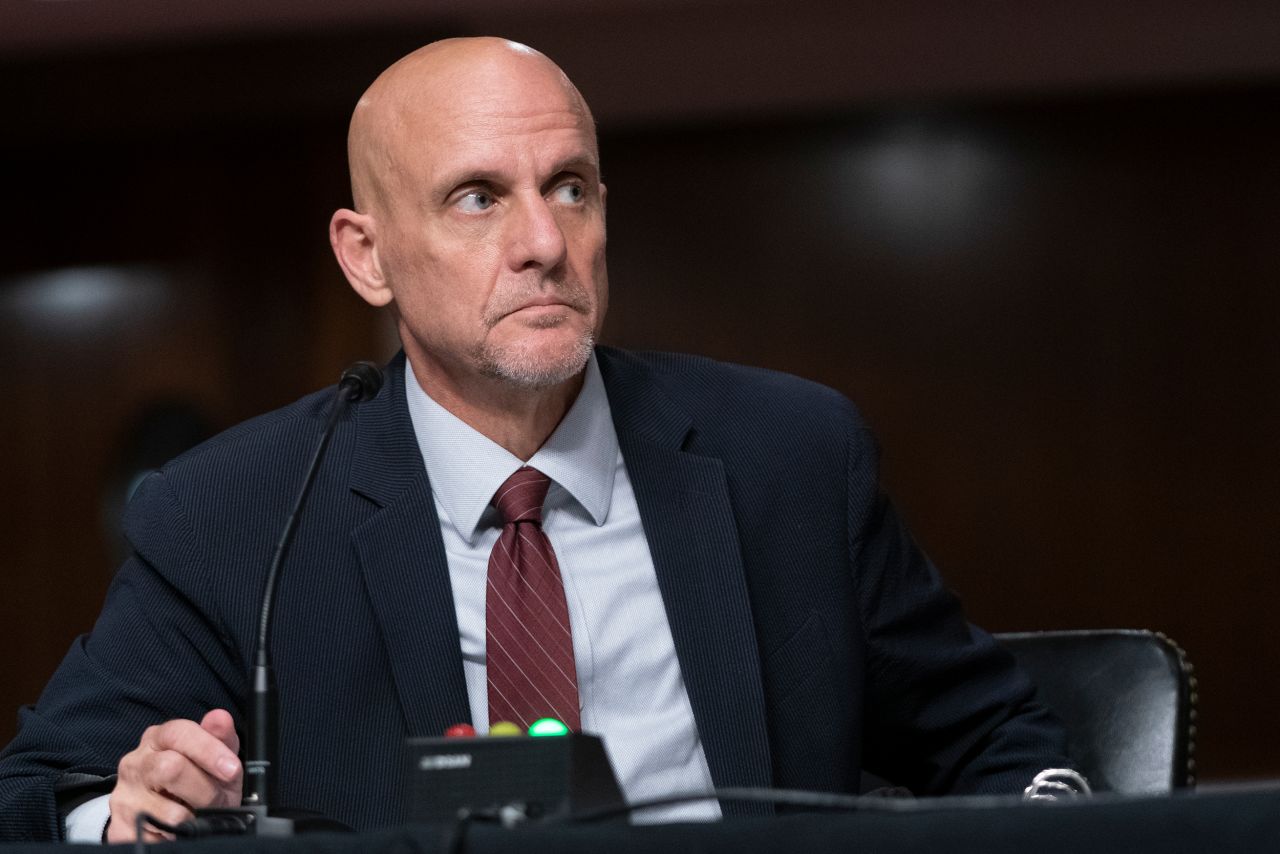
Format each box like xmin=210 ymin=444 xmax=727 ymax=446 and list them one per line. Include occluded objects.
xmin=0 ymin=39 xmax=1072 ymax=843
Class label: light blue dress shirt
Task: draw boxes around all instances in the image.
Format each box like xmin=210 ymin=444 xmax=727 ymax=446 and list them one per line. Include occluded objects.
xmin=404 ymin=354 xmax=720 ymax=822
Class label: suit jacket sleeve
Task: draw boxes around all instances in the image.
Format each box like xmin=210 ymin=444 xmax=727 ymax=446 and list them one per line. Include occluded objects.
xmin=846 ymin=423 xmax=1072 ymax=794
xmin=0 ymin=472 xmax=247 ymax=842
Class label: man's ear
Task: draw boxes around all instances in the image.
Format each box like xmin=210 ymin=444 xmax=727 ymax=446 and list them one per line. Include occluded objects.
xmin=330 ymin=208 xmax=394 ymax=307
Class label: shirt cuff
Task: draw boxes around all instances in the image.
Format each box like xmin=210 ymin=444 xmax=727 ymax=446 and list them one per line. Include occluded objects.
xmin=64 ymin=794 xmax=111 ymax=844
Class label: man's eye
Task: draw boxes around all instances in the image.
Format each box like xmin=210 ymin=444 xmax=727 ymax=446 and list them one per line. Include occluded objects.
xmin=552 ymin=183 xmax=585 ymax=204
xmin=457 ymin=190 xmax=494 ymax=212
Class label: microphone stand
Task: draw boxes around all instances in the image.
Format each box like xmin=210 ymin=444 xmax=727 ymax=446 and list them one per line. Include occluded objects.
xmin=187 ymin=362 xmax=383 ymax=838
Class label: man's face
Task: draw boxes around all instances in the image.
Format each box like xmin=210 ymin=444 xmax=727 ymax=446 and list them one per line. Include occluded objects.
xmin=373 ymin=62 xmax=608 ymax=390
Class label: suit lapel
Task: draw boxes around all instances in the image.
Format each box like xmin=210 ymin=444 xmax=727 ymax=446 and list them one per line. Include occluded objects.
xmin=598 ymin=349 xmax=773 ymax=816
xmin=348 ymin=354 xmax=470 ymax=736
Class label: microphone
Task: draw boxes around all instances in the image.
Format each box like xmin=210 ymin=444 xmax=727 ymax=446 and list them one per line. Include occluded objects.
xmin=189 ymin=361 xmax=384 ymax=838
xmin=336 ymin=361 xmax=384 ymax=404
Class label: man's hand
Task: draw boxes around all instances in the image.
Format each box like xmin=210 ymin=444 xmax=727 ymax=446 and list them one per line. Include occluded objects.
xmin=105 ymin=709 xmax=243 ymax=843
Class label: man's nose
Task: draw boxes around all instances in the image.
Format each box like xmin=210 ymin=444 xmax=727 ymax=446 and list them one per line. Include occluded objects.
xmin=506 ymin=194 xmax=568 ymax=272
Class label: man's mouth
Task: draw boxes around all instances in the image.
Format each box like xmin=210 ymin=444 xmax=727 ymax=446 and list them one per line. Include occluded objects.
xmin=516 ymin=297 xmax=569 ymax=310
xmin=485 ymin=283 xmax=591 ymax=327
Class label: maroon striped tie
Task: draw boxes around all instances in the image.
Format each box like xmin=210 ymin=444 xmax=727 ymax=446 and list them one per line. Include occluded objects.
xmin=486 ymin=466 xmax=581 ymax=731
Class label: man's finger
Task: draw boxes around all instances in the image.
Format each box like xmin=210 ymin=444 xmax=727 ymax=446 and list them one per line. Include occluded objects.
xmin=200 ymin=708 xmax=241 ymax=753
xmin=143 ymin=719 xmax=241 ymax=784
xmin=106 ymin=787 xmax=195 ymax=844
xmin=145 ymin=750 xmax=225 ymax=809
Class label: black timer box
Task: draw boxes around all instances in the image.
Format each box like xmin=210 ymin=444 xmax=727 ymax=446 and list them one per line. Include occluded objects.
xmin=404 ymin=733 xmax=624 ymax=823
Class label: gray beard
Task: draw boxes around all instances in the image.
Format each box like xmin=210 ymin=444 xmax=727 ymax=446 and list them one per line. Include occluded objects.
xmin=474 ymin=330 xmax=595 ymax=389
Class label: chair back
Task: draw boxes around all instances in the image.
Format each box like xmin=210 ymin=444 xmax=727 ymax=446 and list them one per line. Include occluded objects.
xmin=995 ymin=629 xmax=1196 ymax=794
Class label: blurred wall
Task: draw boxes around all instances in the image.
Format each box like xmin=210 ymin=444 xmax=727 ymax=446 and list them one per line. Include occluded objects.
xmin=1 ymin=2 xmax=1277 ymax=783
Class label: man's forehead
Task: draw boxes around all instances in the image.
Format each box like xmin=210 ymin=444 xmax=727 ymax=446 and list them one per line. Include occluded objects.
xmin=348 ymin=38 xmax=597 ymax=208
xmin=427 ymin=98 xmax=595 ymax=149
xmin=406 ymin=59 xmax=589 ymax=129
xmin=409 ymin=119 xmax=599 ymax=194
xmin=390 ymin=84 xmax=596 ymax=173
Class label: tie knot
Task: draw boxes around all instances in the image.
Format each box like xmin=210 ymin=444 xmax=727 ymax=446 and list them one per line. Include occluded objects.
xmin=492 ymin=466 xmax=551 ymax=525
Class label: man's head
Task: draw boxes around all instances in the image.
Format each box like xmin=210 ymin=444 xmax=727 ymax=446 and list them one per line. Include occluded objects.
xmin=331 ymin=38 xmax=607 ymax=392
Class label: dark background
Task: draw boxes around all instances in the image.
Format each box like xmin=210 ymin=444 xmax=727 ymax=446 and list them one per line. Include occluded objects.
xmin=1 ymin=0 xmax=1277 ymax=782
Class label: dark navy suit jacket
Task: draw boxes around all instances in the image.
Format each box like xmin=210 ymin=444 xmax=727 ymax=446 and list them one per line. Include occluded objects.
xmin=0 ymin=348 xmax=1070 ymax=840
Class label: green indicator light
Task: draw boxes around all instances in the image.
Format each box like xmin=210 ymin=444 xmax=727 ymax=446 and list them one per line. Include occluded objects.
xmin=528 ymin=718 xmax=570 ymax=737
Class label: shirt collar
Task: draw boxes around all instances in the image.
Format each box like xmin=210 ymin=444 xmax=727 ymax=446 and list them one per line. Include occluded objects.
xmin=404 ymin=353 xmax=618 ymax=544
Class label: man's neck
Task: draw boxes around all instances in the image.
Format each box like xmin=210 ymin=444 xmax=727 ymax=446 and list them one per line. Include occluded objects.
xmin=405 ymin=352 xmax=585 ymax=461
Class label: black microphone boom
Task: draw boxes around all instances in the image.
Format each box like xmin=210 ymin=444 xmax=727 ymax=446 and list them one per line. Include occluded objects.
xmin=250 ymin=360 xmax=384 ymax=804
xmin=195 ymin=361 xmax=383 ymax=838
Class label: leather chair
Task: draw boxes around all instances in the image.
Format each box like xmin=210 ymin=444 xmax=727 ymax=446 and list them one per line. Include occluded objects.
xmin=995 ymin=629 xmax=1197 ymax=794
